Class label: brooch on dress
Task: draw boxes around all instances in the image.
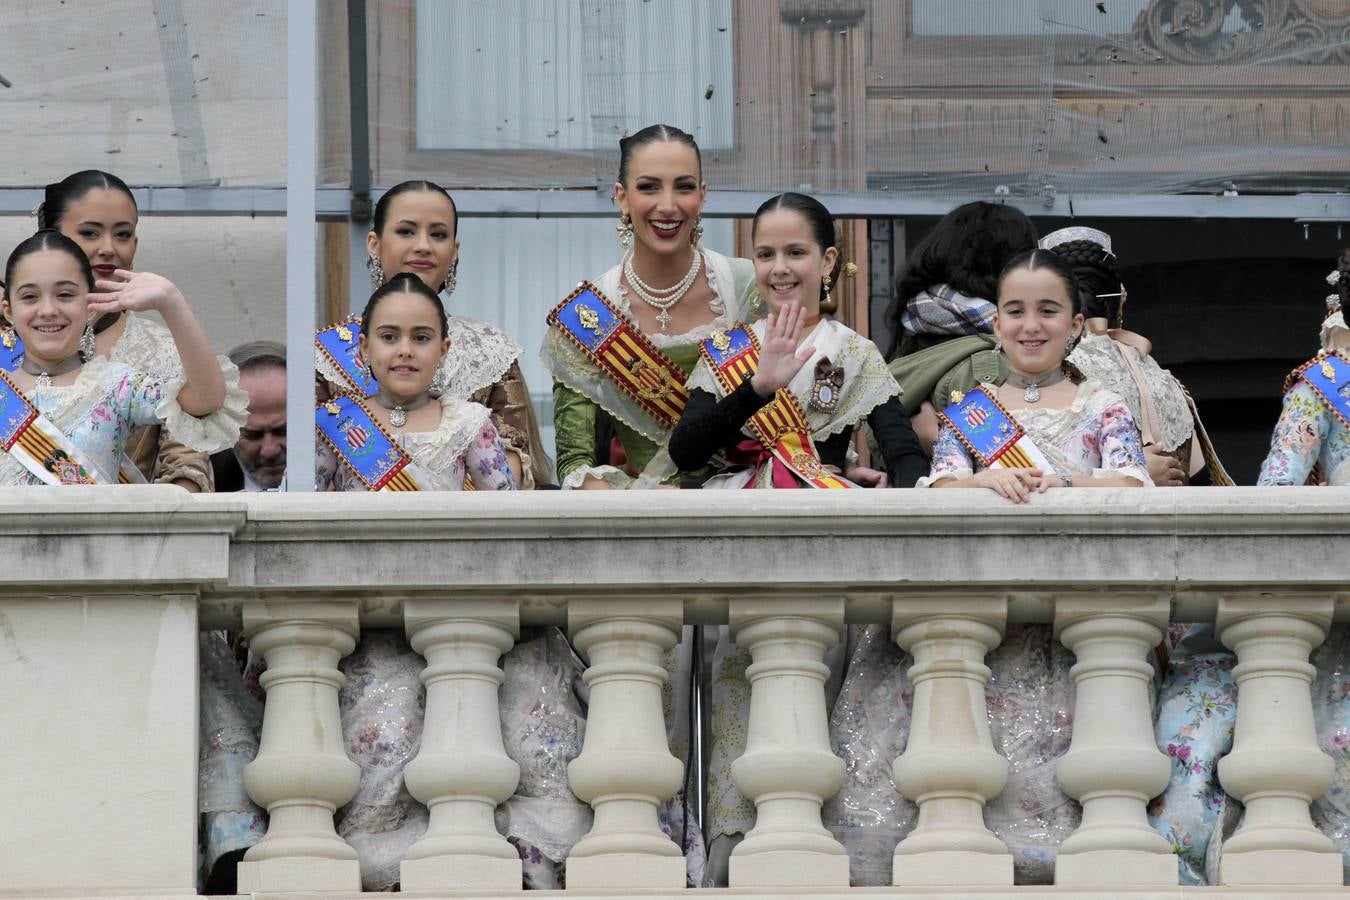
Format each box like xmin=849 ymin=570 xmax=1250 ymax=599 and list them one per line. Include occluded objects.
xmin=809 ymin=359 xmax=844 ymax=414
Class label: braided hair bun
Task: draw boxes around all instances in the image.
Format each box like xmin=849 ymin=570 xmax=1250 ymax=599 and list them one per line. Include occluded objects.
xmin=1045 ymin=238 xmax=1121 ymax=321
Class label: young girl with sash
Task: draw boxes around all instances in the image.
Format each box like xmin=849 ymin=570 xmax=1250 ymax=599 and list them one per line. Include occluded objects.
xmin=316 ymin=180 xmax=549 ymax=488
xmin=667 ymin=191 xmax=927 ymax=488
xmin=668 ymin=194 xmax=926 ymax=884
xmin=315 ymin=273 xmax=515 ymax=889
xmin=542 ymin=124 xmax=757 ymax=489
xmin=1044 ymin=226 xmax=1231 ymax=486
xmin=0 ymin=229 xmax=243 ymax=486
xmin=830 ymin=251 xmax=1147 ymax=885
xmin=7 ymin=169 xmax=234 ymax=491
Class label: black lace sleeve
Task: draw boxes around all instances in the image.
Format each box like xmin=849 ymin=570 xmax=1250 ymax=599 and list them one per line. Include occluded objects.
xmin=668 ymin=381 xmax=773 ymax=471
xmin=869 ymin=394 xmax=930 ymax=487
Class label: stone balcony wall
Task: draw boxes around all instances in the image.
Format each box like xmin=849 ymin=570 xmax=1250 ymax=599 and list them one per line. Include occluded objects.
xmin=1 ymin=485 xmax=1348 ymax=899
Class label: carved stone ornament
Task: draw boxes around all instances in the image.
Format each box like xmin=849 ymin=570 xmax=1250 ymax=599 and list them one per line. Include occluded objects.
xmin=1069 ymin=0 xmax=1350 ymax=65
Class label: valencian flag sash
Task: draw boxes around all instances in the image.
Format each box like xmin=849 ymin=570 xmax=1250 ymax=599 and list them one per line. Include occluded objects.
xmin=938 ymin=386 xmax=1054 ymax=471
xmin=1286 ymin=351 xmax=1350 ymax=430
xmin=0 ymin=370 xmax=109 ymax=485
xmin=547 ymin=282 xmax=690 ymax=431
xmin=0 ymin=331 xmax=150 ymax=484
xmin=699 ymin=325 xmax=852 ymax=489
xmin=316 ymin=316 xmax=378 ymax=396
xmin=315 ymin=394 xmax=431 ymax=491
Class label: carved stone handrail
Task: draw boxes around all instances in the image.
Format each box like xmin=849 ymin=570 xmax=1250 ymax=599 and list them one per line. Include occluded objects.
xmin=2 ymin=485 xmax=1350 ymax=896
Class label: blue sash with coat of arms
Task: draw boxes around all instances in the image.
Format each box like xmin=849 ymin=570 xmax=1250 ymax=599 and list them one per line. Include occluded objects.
xmin=315 ymin=394 xmax=431 ymax=491
xmin=937 ymin=386 xmax=1053 ymax=471
xmin=316 ymin=316 xmax=378 ymax=396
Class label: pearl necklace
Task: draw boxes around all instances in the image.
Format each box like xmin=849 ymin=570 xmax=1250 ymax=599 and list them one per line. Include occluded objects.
xmin=1005 ymin=367 xmax=1066 ymax=404
xmin=623 ymin=248 xmax=702 ymax=330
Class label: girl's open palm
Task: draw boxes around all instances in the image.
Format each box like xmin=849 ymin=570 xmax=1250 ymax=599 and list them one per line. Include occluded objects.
xmin=751 ymin=302 xmax=815 ymax=396
xmin=89 ymin=269 xmax=183 ymax=316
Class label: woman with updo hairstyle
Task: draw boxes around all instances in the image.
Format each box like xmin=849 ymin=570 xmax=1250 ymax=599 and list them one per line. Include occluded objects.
xmin=883 ymin=201 xmax=1038 ymax=451
xmin=541 ymin=123 xmax=757 ymax=490
xmin=1043 ymin=226 xmax=1231 ymax=486
xmin=315 ymin=179 xmax=550 ymax=487
xmin=23 ymin=169 xmax=237 ymax=491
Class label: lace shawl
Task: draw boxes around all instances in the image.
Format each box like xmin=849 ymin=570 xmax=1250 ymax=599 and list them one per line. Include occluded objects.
xmin=1068 ymin=331 xmax=1194 ymax=452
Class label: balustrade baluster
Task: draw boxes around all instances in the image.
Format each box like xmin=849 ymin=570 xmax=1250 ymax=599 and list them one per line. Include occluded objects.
xmin=401 ymin=598 xmax=522 ymax=890
xmin=1052 ymin=594 xmax=1176 ymax=886
xmin=1216 ymin=596 xmax=1342 ymax=885
xmin=728 ymin=596 xmax=849 ymax=887
xmin=237 ymin=600 xmax=362 ymax=892
xmin=565 ymin=598 xmax=687 ymax=889
xmin=890 ymin=596 xmax=1014 ymax=886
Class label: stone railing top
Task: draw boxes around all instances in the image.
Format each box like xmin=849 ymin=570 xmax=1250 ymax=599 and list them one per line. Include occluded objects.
xmin=2 ymin=486 xmax=1347 ymax=623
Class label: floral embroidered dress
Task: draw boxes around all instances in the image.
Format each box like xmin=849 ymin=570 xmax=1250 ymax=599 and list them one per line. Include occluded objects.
xmin=1257 ymin=373 xmax=1350 ymax=486
xmin=1150 ymin=354 xmax=1350 ymax=885
xmin=919 ymin=381 xmax=1149 ymax=883
xmin=316 ymin=398 xmax=515 ymax=891
xmin=0 ymin=355 xmax=245 ymax=486
xmin=110 ymin=312 xmax=239 ymax=489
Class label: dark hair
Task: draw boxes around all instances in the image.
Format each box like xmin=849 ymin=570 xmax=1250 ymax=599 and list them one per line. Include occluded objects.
xmin=1042 ymin=238 xmax=1122 ymax=321
xmin=37 ymin=170 xmax=137 ymax=231
xmin=372 ymin=180 xmax=458 ymax=238
xmin=886 ymin=201 xmax=1038 ymax=358
xmin=228 ymin=340 xmax=287 ymax=373
xmin=361 ymin=272 xmax=449 ymax=339
xmin=752 ymin=192 xmax=841 ymax=303
xmin=617 ymin=124 xmax=702 ymax=187
xmin=5 ymin=230 xmax=97 ymax=295
xmin=997 ymin=249 xmax=1084 ymax=316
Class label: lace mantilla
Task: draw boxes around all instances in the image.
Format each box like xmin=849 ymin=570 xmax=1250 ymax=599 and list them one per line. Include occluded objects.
xmin=686 ymin=318 xmax=901 ymax=440
xmin=110 ymin=313 xmax=184 ymax=378
xmin=315 ymin=315 xmax=521 ymax=401
xmin=1068 ymin=331 xmax=1193 ymax=452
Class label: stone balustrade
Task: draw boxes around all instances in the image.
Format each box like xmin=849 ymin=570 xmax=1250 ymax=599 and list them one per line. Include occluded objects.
xmin=1 ymin=485 xmax=1349 ymax=898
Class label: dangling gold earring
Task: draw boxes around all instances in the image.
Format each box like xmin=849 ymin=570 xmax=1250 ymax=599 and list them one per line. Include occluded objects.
xmin=366 ymin=255 xmax=385 ymax=289
xmin=822 ymin=273 xmax=833 ymax=306
xmin=691 ymin=215 xmax=704 ymax=245
xmin=616 ymin=214 xmax=633 ymax=250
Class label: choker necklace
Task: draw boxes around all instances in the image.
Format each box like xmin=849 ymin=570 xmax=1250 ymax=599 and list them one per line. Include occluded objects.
xmin=372 ymin=389 xmax=432 ymax=428
xmin=21 ymin=352 xmax=84 ymax=393
xmin=1006 ymin=367 xmax=1065 ymax=404
xmin=624 ymin=248 xmax=702 ymax=331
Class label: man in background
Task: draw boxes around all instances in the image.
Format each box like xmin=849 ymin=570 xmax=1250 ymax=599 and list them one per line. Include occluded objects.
xmin=213 ymin=340 xmax=287 ymax=491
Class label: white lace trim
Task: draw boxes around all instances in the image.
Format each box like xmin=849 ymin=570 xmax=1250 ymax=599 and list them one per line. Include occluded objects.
xmin=315 ymin=315 xmax=521 ymax=400
xmin=396 ymin=399 xmax=493 ymax=487
xmin=108 ymin=313 xmax=183 ymax=378
xmin=156 ymin=357 xmax=249 ymax=453
xmin=686 ymin=318 xmax=901 ymax=440
xmin=1067 ymin=332 xmax=1193 ymax=452
xmin=560 ymin=463 xmax=632 ymax=491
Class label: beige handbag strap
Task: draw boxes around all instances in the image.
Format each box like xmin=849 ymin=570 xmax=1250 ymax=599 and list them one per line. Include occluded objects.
xmin=1113 ymin=340 xmax=1161 ymax=446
